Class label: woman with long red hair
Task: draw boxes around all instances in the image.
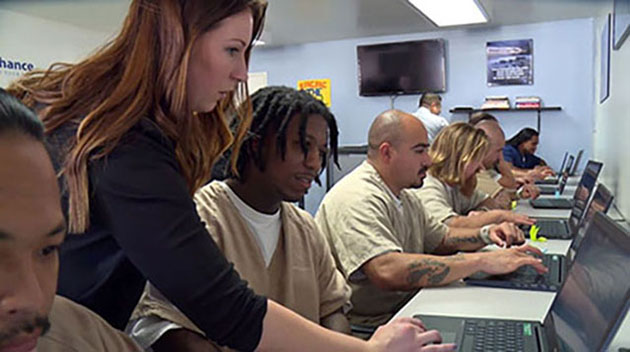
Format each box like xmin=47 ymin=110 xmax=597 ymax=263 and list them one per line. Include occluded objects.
xmin=8 ymin=1 xmax=453 ymax=351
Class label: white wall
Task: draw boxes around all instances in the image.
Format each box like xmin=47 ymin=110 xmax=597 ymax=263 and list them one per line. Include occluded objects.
xmin=592 ymin=4 xmax=630 ymax=220
xmin=0 ymin=8 xmax=112 ymax=87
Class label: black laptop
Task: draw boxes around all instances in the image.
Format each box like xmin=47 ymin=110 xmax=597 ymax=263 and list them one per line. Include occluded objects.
xmin=537 ymin=155 xmax=574 ymax=195
xmin=416 ymin=212 xmax=630 ymax=352
xmin=536 ymin=152 xmax=568 ymax=185
xmin=568 ymin=149 xmax=584 ymax=176
xmin=530 ymin=160 xmax=602 ymax=209
xmin=521 ymin=183 xmax=614 ymax=239
xmin=465 ymin=184 xmax=614 ymax=292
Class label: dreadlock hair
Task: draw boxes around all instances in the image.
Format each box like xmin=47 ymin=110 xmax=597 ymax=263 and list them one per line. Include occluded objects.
xmin=232 ymin=86 xmax=339 ymax=186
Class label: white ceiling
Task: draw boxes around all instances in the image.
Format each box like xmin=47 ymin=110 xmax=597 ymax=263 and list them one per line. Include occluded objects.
xmin=0 ymin=0 xmax=606 ymax=46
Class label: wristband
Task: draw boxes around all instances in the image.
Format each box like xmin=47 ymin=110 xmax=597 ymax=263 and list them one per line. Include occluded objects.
xmin=480 ymin=225 xmax=493 ymax=245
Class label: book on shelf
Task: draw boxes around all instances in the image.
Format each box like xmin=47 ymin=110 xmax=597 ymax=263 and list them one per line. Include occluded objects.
xmin=514 ymin=96 xmax=542 ymax=109
xmin=481 ymin=96 xmax=510 ymax=110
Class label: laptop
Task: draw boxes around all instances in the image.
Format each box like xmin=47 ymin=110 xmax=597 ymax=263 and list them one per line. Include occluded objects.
xmin=536 ymin=152 xmax=568 ymax=185
xmin=530 ymin=160 xmax=602 ymax=209
xmin=569 ymin=149 xmax=584 ymax=176
xmin=466 ymin=185 xmax=614 ymax=291
xmin=537 ymin=155 xmax=574 ymax=195
xmin=416 ymin=212 xmax=630 ymax=351
xmin=521 ymin=183 xmax=614 ymax=239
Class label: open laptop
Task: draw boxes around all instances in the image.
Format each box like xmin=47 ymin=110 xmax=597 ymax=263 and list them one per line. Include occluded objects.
xmin=464 ymin=184 xmax=614 ymax=292
xmin=569 ymin=149 xmax=584 ymax=176
xmin=530 ymin=160 xmax=602 ymax=209
xmin=416 ymin=212 xmax=630 ymax=351
xmin=537 ymin=155 xmax=574 ymax=195
xmin=536 ymin=152 xmax=568 ymax=185
xmin=521 ymin=183 xmax=614 ymax=239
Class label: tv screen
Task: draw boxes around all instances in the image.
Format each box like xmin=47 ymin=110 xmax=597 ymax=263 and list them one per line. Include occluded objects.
xmin=357 ymin=39 xmax=446 ymax=96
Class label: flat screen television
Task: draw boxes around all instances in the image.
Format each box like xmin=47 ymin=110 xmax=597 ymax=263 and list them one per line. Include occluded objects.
xmin=357 ymin=39 xmax=446 ymax=96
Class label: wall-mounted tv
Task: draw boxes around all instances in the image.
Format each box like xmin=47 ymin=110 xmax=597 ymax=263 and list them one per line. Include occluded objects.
xmin=357 ymin=39 xmax=446 ymax=96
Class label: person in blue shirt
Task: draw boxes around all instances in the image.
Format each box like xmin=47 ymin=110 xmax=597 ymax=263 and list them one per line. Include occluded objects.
xmin=503 ymin=127 xmax=554 ymax=180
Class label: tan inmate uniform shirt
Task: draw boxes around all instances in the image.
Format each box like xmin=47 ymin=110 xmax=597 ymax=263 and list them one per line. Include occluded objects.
xmin=133 ymin=181 xmax=350 ymax=350
xmin=413 ymin=174 xmax=489 ymax=223
xmin=38 ymin=295 xmax=141 ymax=352
xmin=476 ymin=169 xmax=503 ymax=198
xmin=315 ymin=161 xmax=448 ymax=327
xmin=476 ymin=169 xmax=516 ymax=209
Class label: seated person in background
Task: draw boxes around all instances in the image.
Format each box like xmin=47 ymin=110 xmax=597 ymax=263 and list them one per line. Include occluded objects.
xmin=0 ymin=88 xmax=141 ymax=352
xmin=315 ymin=109 xmax=546 ymax=332
xmin=411 ymin=92 xmax=448 ymax=143
xmin=503 ymin=127 xmax=554 ymax=180
xmin=413 ymin=122 xmax=535 ymax=228
xmin=471 ymin=114 xmax=540 ymax=209
xmin=130 ymin=86 xmax=352 ymax=351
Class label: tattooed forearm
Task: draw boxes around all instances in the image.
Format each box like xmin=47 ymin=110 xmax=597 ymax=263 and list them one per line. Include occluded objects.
xmin=406 ymin=256 xmax=462 ymax=286
xmin=440 ymin=232 xmax=483 ymax=252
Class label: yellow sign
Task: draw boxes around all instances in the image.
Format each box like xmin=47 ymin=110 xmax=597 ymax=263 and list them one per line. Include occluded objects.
xmin=297 ymin=79 xmax=331 ymax=107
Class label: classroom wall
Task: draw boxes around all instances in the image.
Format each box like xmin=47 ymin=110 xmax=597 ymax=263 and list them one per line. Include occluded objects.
xmin=592 ymin=3 xmax=630 ymax=220
xmin=0 ymin=9 xmax=112 ymax=88
xmin=250 ymin=18 xmax=595 ymax=214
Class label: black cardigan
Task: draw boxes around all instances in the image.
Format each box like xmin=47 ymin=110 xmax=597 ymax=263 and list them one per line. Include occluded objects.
xmin=49 ymin=119 xmax=266 ymax=351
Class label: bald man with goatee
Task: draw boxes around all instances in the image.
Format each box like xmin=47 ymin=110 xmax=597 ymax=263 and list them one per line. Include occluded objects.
xmin=315 ymin=110 xmax=546 ymax=333
xmin=474 ymin=116 xmax=540 ymax=208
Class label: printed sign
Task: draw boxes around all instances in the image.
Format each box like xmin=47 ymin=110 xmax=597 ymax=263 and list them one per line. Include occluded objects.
xmin=486 ymin=39 xmax=533 ymax=86
xmin=297 ymin=79 xmax=331 ymax=107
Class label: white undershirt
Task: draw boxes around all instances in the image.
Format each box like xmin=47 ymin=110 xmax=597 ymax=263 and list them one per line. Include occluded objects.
xmin=219 ymin=182 xmax=281 ymax=267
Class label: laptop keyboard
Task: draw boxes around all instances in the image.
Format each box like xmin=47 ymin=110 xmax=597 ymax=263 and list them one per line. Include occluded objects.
xmin=499 ymin=255 xmax=561 ymax=291
xmin=522 ymin=221 xmax=570 ymax=238
xmin=464 ymin=319 xmax=527 ymax=352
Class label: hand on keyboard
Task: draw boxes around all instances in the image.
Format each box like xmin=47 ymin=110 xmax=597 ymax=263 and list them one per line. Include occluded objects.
xmin=478 ymin=244 xmax=548 ymax=276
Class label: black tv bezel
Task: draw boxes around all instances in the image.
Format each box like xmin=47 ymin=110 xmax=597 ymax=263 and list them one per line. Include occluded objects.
xmin=356 ymin=38 xmax=447 ymax=97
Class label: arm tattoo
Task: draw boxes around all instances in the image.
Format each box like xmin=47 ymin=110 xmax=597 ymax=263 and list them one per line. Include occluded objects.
xmin=407 ymin=255 xmax=464 ymax=286
xmin=442 ymin=233 xmax=482 ymax=250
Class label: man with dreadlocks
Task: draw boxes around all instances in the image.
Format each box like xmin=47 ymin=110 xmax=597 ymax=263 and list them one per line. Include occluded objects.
xmin=129 ymin=86 xmax=351 ymax=351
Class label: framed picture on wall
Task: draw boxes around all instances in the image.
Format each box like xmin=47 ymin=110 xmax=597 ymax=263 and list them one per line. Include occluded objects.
xmin=600 ymin=14 xmax=611 ymax=104
xmin=613 ymin=0 xmax=630 ymax=50
xmin=486 ymin=39 xmax=533 ymax=86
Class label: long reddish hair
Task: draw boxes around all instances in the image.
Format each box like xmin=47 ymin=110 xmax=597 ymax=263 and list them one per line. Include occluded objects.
xmin=8 ymin=0 xmax=267 ymax=233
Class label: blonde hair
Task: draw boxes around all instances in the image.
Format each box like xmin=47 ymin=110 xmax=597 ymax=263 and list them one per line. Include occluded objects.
xmin=8 ymin=0 xmax=267 ymax=233
xmin=428 ymin=122 xmax=489 ymax=196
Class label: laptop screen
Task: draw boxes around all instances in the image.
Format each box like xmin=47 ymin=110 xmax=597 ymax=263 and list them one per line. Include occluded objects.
xmin=571 ymin=161 xmax=602 ymax=206
xmin=550 ymin=212 xmax=630 ymax=351
xmin=557 ymin=155 xmax=574 ymax=194
xmin=570 ymin=149 xmax=584 ymax=175
xmin=570 ymin=184 xmax=615 ymax=258
xmin=556 ymin=152 xmax=568 ymax=176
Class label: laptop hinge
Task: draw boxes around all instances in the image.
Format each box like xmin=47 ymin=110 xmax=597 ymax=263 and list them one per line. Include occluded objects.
xmin=556 ymin=257 xmax=564 ymax=285
xmin=534 ymin=324 xmax=545 ymax=352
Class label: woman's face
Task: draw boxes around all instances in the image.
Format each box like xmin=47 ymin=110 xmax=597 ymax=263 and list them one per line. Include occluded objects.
xmin=186 ymin=9 xmax=254 ymax=113
xmin=522 ymin=135 xmax=539 ymax=155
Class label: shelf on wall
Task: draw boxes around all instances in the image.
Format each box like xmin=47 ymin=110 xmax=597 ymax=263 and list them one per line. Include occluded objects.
xmin=449 ymin=106 xmax=562 ymax=132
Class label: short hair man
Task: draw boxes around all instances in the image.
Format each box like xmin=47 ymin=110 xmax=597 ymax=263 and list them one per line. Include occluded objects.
xmin=130 ymin=86 xmax=351 ymax=351
xmin=0 ymin=88 xmax=141 ymax=351
xmin=474 ymin=116 xmax=540 ymax=208
xmin=412 ymin=92 xmax=448 ymax=143
xmin=315 ymin=109 xmax=546 ymax=330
